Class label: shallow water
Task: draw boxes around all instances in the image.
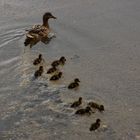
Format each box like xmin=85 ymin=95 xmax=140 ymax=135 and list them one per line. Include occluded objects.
xmin=0 ymin=0 xmax=140 ymax=140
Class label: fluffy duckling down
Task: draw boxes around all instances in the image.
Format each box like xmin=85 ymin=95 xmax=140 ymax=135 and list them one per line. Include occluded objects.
xmin=90 ymin=119 xmax=101 ymax=131
xmin=33 ymin=54 xmax=43 ymax=65
xmin=34 ymin=66 xmax=44 ymax=78
xmin=88 ymin=102 xmax=104 ymax=112
xmin=51 ymin=56 xmax=66 ymax=67
xmin=68 ymin=78 xmax=80 ymax=89
xmin=71 ymin=97 xmax=82 ymax=108
xmin=75 ymin=106 xmax=93 ymax=115
xmin=50 ymin=72 xmax=62 ymax=81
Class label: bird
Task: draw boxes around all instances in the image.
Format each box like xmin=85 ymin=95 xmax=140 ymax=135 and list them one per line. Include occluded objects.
xmin=34 ymin=66 xmax=44 ymax=78
xmin=51 ymin=56 xmax=66 ymax=67
xmin=47 ymin=66 xmax=57 ymax=74
xmin=89 ymin=119 xmax=101 ymax=131
xmin=24 ymin=12 xmax=56 ymax=48
xmin=68 ymin=78 xmax=80 ymax=89
xmin=71 ymin=97 xmax=82 ymax=108
xmin=88 ymin=102 xmax=104 ymax=111
xmin=33 ymin=54 xmax=43 ymax=65
xmin=50 ymin=72 xmax=62 ymax=81
xmin=75 ymin=106 xmax=93 ymax=115
xmin=59 ymin=56 xmax=66 ymax=65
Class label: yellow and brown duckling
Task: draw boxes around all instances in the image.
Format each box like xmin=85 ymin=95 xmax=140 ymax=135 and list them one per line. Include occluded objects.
xmin=75 ymin=106 xmax=93 ymax=115
xmin=90 ymin=119 xmax=101 ymax=131
xmin=47 ymin=66 xmax=57 ymax=74
xmin=71 ymin=97 xmax=82 ymax=108
xmin=51 ymin=56 xmax=66 ymax=67
xmin=34 ymin=66 xmax=44 ymax=78
xmin=24 ymin=12 xmax=57 ymax=48
xmin=68 ymin=78 xmax=80 ymax=89
xmin=33 ymin=54 xmax=43 ymax=65
xmin=88 ymin=102 xmax=104 ymax=111
xmin=50 ymin=72 xmax=62 ymax=81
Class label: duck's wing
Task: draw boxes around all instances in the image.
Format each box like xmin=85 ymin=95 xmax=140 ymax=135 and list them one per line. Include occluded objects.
xmin=26 ymin=25 xmax=48 ymax=34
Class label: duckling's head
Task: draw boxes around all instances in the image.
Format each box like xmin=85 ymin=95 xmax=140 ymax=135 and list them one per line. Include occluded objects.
xmin=39 ymin=54 xmax=42 ymax=59
xmin=60 ymin=56 xmax=66 ymax=62
xmin=96 ymin=119 xmax=101 ymax=123
xmin=79 ymin=97 xmax=82 ymax=102
xmin=58 ymin=72 xmax=62 ymax=77
xmin=74 ymin=78 xmax=80 ymax=83
xmin=86 ymin=106 xmax=92 ymax=112
xmin=100 ymin=105 xmax=104 ymax=111
xmin=39 ymin=66 xmax=43 ymax=71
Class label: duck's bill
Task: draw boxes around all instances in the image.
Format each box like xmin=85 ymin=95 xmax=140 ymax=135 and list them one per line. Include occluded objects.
xmin=51 ymin=15 xmax=57 ymax=19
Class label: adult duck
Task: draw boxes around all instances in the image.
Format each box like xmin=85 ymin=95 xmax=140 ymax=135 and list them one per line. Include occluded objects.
xmin=24 ymin=12 xmax=56 ymax=48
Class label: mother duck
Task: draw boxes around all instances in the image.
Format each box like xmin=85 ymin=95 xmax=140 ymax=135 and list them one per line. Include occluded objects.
xmin=24 ymin=12 xmax=56 ymax=48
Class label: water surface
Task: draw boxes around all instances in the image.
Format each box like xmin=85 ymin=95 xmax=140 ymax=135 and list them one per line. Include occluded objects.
xmin=0 ymin=0 xmax=140 ymax=140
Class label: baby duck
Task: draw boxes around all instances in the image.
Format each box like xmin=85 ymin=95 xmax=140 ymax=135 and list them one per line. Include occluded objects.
xmin=68 ymin=78 xmax=80 ymax=89
xmin=75 ymin=106 xmax=93 ymax=115
xmin=33 ymin=54 xmax=43 ymax=65
xmin=59 ymin=56 xmax=66 ymax=65
xmin=50 ymin=72 xmax=62 ymax=81
xmin=88 ymin=102 xmax=104 ymax=111
xmin=51 ymin=56 xmax=66 ymax=67
xmin=34 ymin=66 xmax=44 ymax=78
xmin=47 ymin=66 xmax=57 ymax=74
xmin=24 ymin=12 xmax=56 ymax=48
xmin=71 ymin=97 xmax=82 ymax=108
xmin=90 ymin=119 xmax=101 ymax=131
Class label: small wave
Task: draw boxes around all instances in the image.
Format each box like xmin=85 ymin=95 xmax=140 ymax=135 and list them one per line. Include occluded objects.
xmin=0 ymin=56 xmax=19 ymax=67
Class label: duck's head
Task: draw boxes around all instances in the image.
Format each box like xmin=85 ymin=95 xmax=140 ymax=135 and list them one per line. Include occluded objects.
xmin=79 ymin=97 xmax=82 ymax=102
xmin=43 ymin=12 xmax=56 ymax=27
xmin=39 ymin=66 xmax=43 ymax=71
xmin=100 ymin=105 xmax=104 ymax=111
xmin=58 ymin=72 xmax=62 ymax=77
xmin=43 ymin=12 xmax=56 ymax=21
xmin=39 ymin=54 xmax=42 ymax=59
xmin=74 ymin=78 xmax=80 ymax=83
xmin=96 ymin=119 xmax=101 ymax=123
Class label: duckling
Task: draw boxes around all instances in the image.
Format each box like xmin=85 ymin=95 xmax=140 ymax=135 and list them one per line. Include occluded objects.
xmin=24 ymin=12 xmax=57 ymax=48
xmin=75 ymin=106 xmax=93 ymax=115
xmin=68 ymin=78 xmax=80 ymax=89
xmin=59 ymin=56 xmax=66 ymax=65
xmin=90 ymin=119 xmax=101 ymax=131
xmin=51 ymin=56 xmax=66 ymax=67
xmin=34 ymin=66 xmax=44 ymax=78
xmin=71 ymin=97 xmax=82 ymax=108
xmin=88 ymin=102 xmax=104 ymax=111
xmin=50 ymin=72 xmax=62 ymax=81
xmin=47 ymin=66 xmax=57 ymax=74
xmin=33 ymin=54 xmax=43 ymax=65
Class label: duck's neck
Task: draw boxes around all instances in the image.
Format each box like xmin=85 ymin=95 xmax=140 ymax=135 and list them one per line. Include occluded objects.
xmin=43 ymin=19 xmax=50 ymax=28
